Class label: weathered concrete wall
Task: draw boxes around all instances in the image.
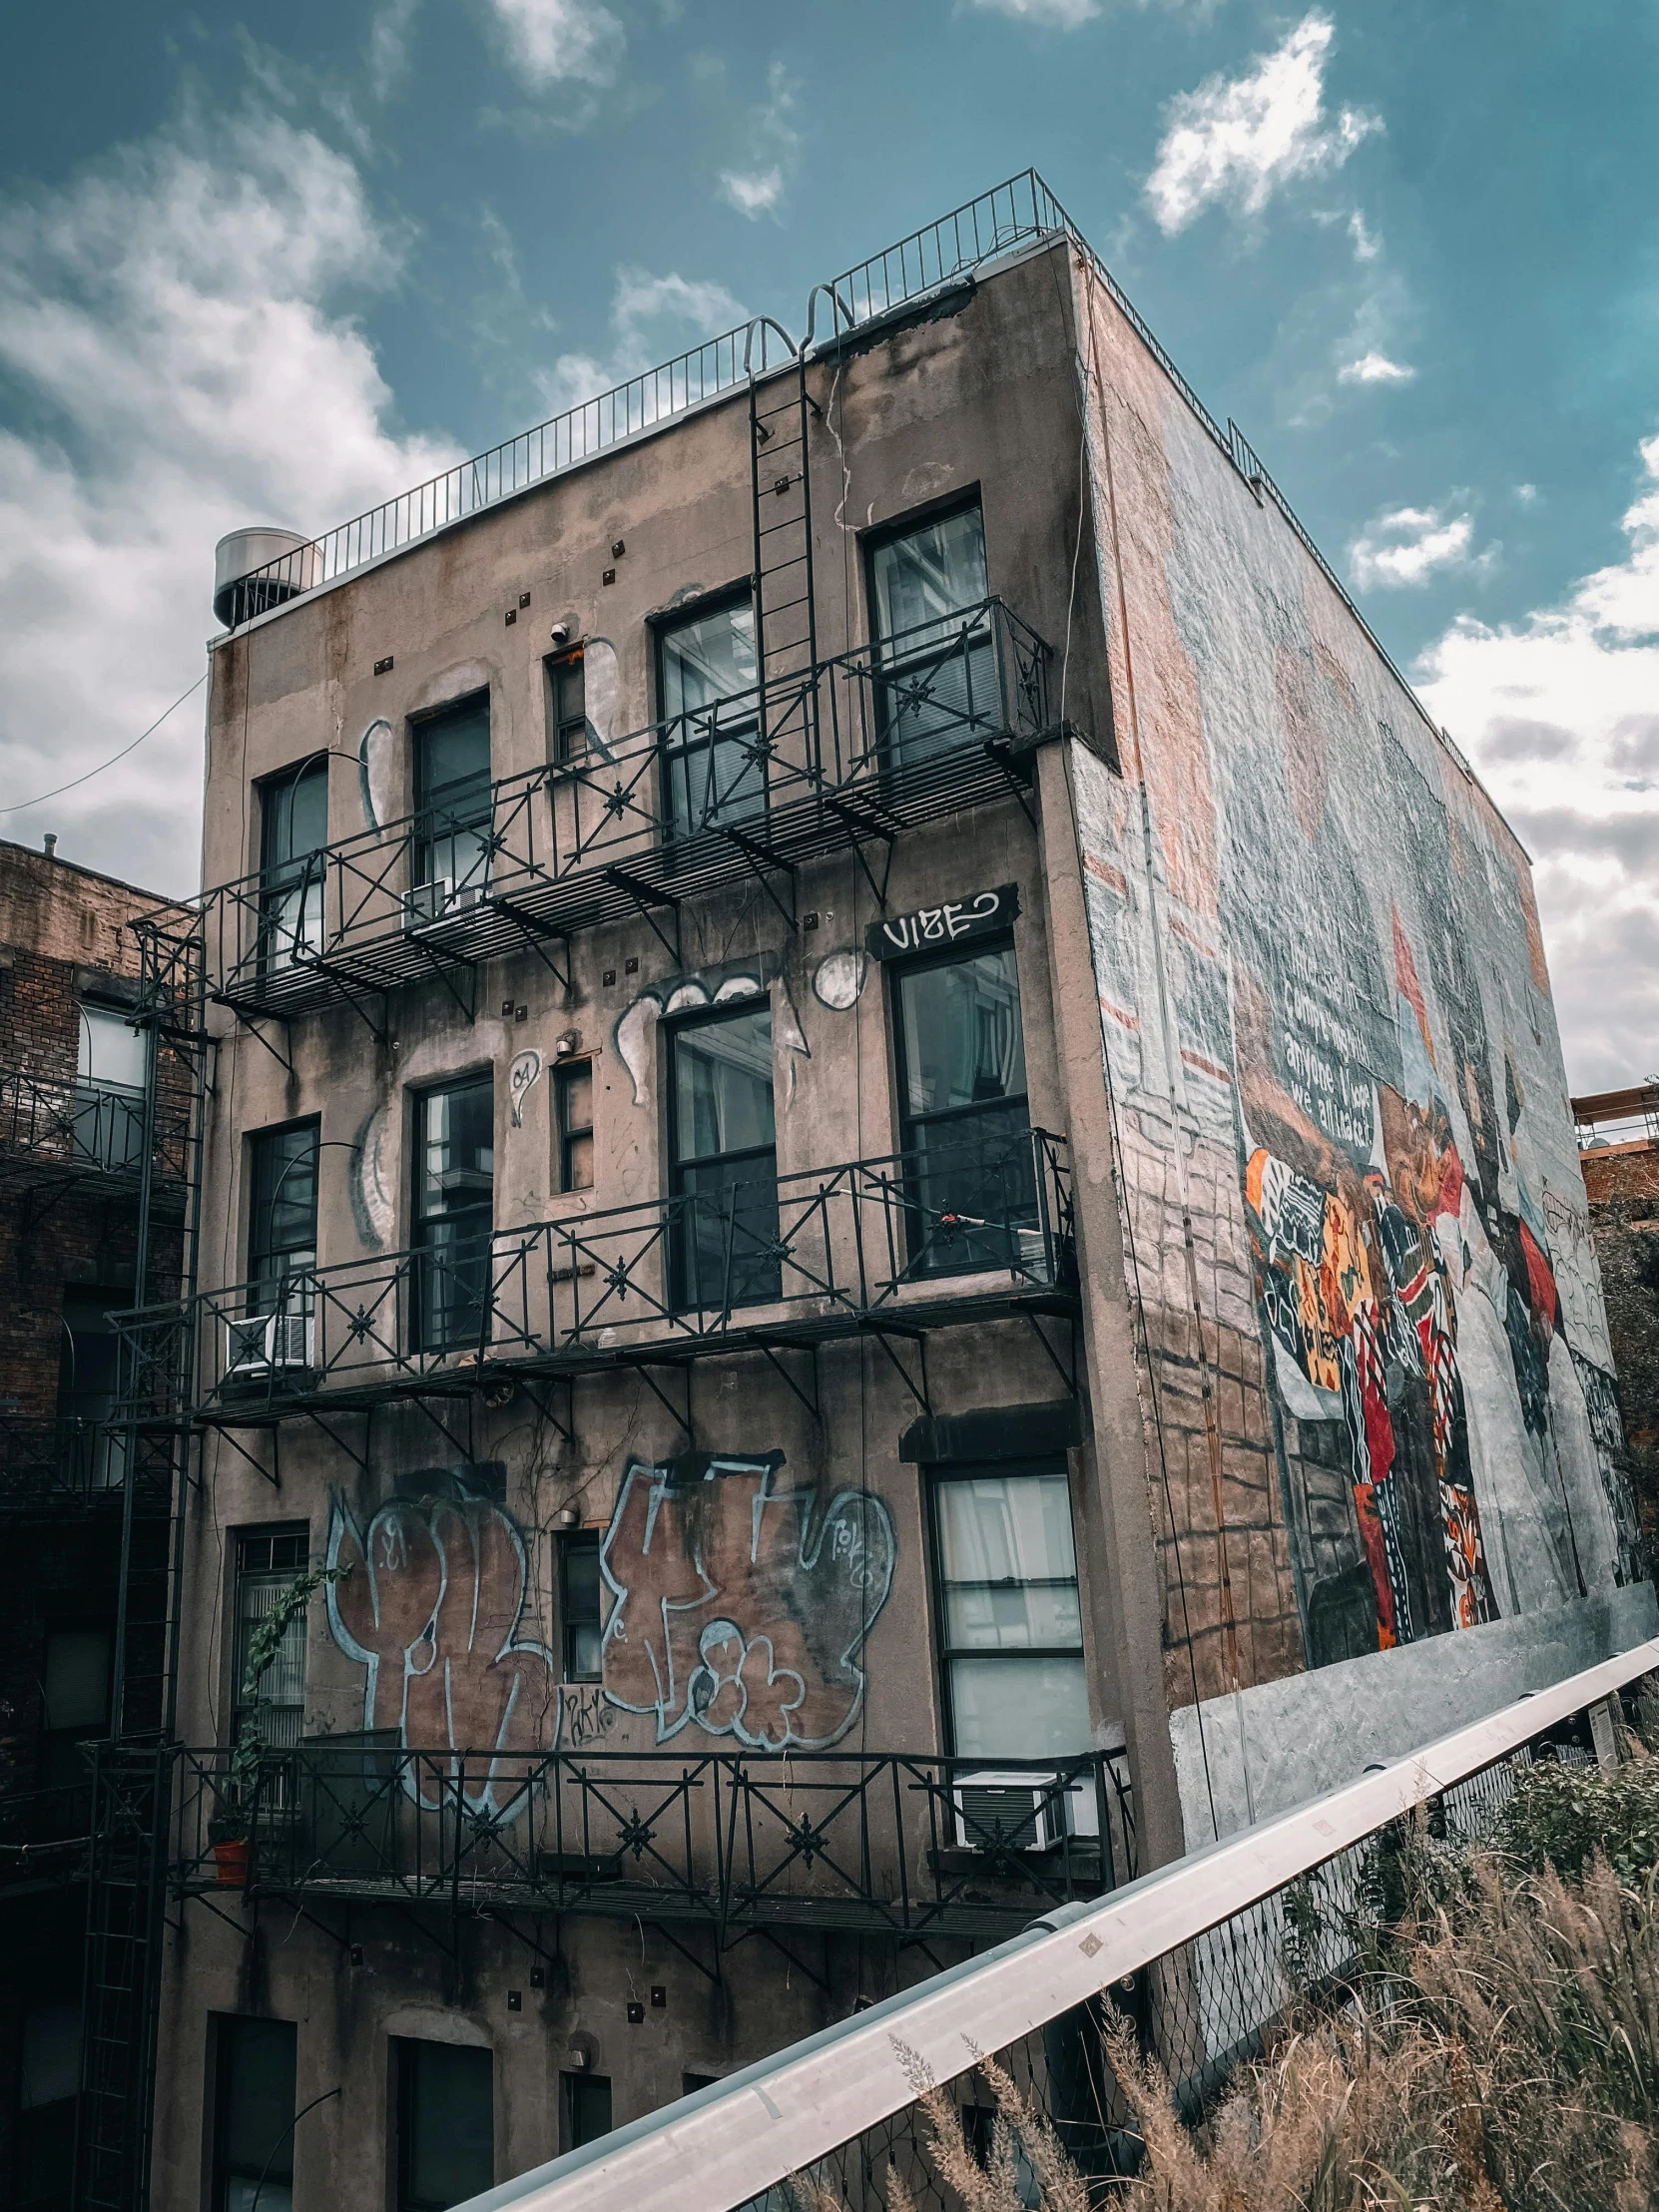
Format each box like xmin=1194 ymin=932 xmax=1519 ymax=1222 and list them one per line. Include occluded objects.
xmin=1065 ymin=254 xmax=1648 ymax=1841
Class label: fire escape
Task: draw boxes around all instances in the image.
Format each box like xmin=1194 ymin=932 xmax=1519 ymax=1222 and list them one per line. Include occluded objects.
xmin=77 ymin=295 xmax=1112 ymax=2211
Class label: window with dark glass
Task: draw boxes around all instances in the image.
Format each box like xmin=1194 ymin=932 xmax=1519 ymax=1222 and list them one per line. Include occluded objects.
xmin=73 ymin=1001 xmax=146 ymax=1172
xmin=560 ymin=1531 xmax=603 ymax=1681
xmin=17 ymin=1997 xmax=81 ymax=2212
xmin=38 ymin=1623 xmax=112 ymax=1791
xmin=867 ymin=499 xmax=993 ymax=766
xmin=212 ymin=2013 xmax=297 ymax=2212
xmin=259 ymin=758 xmax=328 ymax=975
xmin=248 ymin=1122 xmax=318 ymax=1319
xmin=548 ymin=650 xmax=589 ymax=764
xmin=397 ymin=2040 xmax=494 ymax=2212
xmin=891 ymin=942 xmax=1035 ymax=1275
xmin=555 ymin=1060 xmax=594 ymax=1192
xmin=668 ymin=1003 xmax=779 ymax=1312
xmin=232 ymin=1528 xmax=309 ymax=1771
xmin=412 ymin=1075 xmax=494 ymax=1352
xmin=657 ymin=595 xmax=763 ymax=839
xmin=413 ymin=693 xmax=492 ymax=911
xmin=931 ymin=1463 xmax=1088 ymax=1760
xmin=563 ymin=2071 xmax=612 ymax=2152
xmin=57 ymin=1291 xmax=129 ymax=1491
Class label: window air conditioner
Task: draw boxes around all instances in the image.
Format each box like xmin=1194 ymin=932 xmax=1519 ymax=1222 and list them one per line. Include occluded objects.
xmin=224 ymin=1312 xmax=314 ymax=1378
xmin=951 ymin=1770 xmax=1068 ymax=1853
xmin=402 ymin=878 xmax=488 ymax=930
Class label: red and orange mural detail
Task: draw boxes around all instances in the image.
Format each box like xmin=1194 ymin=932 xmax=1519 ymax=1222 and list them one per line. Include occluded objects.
xmin=600 ymin=1452 xmax=895 ymax=1750
xmin=325 ymin=1481 xmax=556 ymax=1816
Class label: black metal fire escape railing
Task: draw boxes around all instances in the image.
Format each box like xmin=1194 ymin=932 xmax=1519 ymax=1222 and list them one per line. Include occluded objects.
xmin=195 ymin=598 xmax=1053 ymax=1029
xmin=149 ymin=1740 xmax=1135 ymax=1946
xmin=0 ymin=1062 xmax=193 ymax=1202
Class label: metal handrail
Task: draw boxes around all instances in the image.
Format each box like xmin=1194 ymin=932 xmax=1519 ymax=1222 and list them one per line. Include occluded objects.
xmin=0 ymin=1415 xmax=129 ymax=1509
xmin=113 ymin=1128 xmax=1074 ymax=1422
xmin=0 ymin=1064 xmax=178 ymax=1187
xmin=194 ymin=598 xmax=1049 ymax=1010
xmin=455 ymin=1634 xmax=1659 ymax=2212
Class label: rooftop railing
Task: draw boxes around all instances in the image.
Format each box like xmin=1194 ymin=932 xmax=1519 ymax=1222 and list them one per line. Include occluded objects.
xmin=115 ymin=1127 xmax=1073 ymax=1425
xmin=161 ymin=1740 xmax=1132 ymax=1944
xmin=199 ymin=599 xmax=1050 ymax=1018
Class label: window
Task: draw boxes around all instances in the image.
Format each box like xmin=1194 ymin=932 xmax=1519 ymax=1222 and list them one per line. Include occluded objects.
xmin=667 ymin=1003 xmax=779 ymax=1311
xmin=555 ymin=1060 xmax=594 ymax=1193
xmin=259 ymin=758 xmax=328 ymax=974
xmin=212 ymin=2014 xmax=297 ymax=2212
xmin=39 ymin=1624 xmax=111 ymax=1791
xmin=657 ymin=596 xmax=762 ymax=839
xmin=867 ymin=500 xmax=993 ymax=766
xmin=412 ymin=1075 xmax=494 ymax=1353
xmin=548 ymin=650 xmax=589 ymax=764
xmin=413 ymin=693 xmax=492 ymax=910
xmin=248 ymin=1122 xmax=318 ymax=1321
xmin=931 ymin=1464 xmax=1088 ymax=1760
xmin=233 ymin=1529 xmax=309 ymax=1769
xmin=560 ymin=1531 xmax=603 ymax=1681
xmin=563 ymin=2070 xmax=612 ymax=2151
xmin=17 ymin=1998 xmax=82 ymax=2212
xmin=891 ymin=943 xmax=1035 ymax=1275
xmin=396 ymin=2040 xmax=494 ymax=2212
xmin=72 ymin=1003 xmax=146 ymax=1172
xmin=56 ymin=1293 xmax=128 ymax=1491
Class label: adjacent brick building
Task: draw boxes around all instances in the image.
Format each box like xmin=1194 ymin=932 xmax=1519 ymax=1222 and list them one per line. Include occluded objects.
xmin=1575 ymin=1083 xmax=1659 ymax=1554
xmin=0 ymin=837 xmax=192 ymax=2212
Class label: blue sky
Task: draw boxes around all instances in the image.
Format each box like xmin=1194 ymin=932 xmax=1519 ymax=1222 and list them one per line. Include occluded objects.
xmin=0 ymin=0 xmax=1654 ymax=1086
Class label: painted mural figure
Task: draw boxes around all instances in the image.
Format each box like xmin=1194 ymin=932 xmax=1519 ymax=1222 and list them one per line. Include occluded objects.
xmin=326 ymin=1471 xmax=557 ymax=1817
xmin=600 ymin=1451 xmax=895 ymax=1750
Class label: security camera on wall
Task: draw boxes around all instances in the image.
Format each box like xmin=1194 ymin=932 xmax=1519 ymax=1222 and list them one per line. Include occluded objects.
xmin=550 ymin=623 xmax=571 ymax=647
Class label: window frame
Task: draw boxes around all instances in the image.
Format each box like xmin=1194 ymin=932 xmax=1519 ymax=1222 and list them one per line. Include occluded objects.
xmin=410 ymin=688 xmax=493 ymax=897
xmin=246 ymin=1118 xmax=320 ymax=1305
xmin=860 ymin=490 xmax=993 ymax=767
xmin=652 ymin=584 xmax=762 ymax=842
xmin=210 ymin=2012 xmax=298 ymax=2212
xmin=545 ymin=647 xmax=590 ymax=767
xmin=558 ymin=1528 xmax=604 ymax=1682
xmin=394 ymin=2037 xmax=496 ymax=2212
xmin=663 ymin=997 xmax=781 ymax=1313
xmin=409 ymin=1070 xmax=496 ymax=1354
xmin=925 ymin=1459 xmax=1088 ymax=1763
xmin=231 ymin=1525 xmax=311 ymax=1775
xmin=256 ymin=754 xmax=329 ymax=976
xmin=561 ymin=2069 xmax=613 ymax=2154
xmin=553 ymin=1058 xmax=595 ymax=1195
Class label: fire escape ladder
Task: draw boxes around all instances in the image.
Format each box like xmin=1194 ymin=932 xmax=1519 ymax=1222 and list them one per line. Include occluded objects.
xmin=748 ymin=327 xmax=819 ymax=802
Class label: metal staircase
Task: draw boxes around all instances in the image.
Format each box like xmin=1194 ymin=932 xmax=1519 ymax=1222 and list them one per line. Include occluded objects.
xmin=747 ymin=322 xmax=820 ymax=764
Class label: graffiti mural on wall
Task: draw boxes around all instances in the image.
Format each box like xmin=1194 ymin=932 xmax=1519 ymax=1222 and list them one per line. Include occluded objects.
xmin=1069 ymin=269 xmax=1637 ymax=1683
xmin=600 ymin=1452 xmax=895 ymax=1749
xmin=325 ymin=1466 xmax=557 ymax=1815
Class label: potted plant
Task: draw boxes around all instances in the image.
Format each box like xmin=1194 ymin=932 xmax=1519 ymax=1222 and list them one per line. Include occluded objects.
xmin=210 ymin=1561 xmax=348 ymax=1889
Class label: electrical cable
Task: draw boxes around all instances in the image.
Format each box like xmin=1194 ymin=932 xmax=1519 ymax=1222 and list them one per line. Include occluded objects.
xmin=0 ymin=672 xmax=207 ymax=815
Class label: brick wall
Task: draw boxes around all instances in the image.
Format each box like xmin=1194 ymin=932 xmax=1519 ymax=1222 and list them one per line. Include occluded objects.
xmin=1582 ymin=1144 xmax=1659 ymax=1554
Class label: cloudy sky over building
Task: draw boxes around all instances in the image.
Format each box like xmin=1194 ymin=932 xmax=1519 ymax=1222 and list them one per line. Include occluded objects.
xmin=0 ymin=0 xmax=1653 ymax=1087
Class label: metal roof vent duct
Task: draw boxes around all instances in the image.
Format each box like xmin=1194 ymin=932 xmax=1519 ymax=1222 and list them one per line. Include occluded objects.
xmin=213 ymin=526 xmax=320 ymax=630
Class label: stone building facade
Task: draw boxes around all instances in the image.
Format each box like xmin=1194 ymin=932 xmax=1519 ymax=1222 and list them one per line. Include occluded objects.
xmin=1575 ymin=1085 xmax=1659 ymax=1554
xmin=122 ymin=184 xmax=1646 ymax=2211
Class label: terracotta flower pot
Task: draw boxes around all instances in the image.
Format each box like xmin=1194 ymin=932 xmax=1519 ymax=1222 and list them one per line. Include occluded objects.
xmin=213 ymin=1837 xmax=251 ymax=1888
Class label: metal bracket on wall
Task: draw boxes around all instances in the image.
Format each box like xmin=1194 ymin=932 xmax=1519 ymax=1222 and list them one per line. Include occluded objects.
xmin=602 ymin=866 xmax=683 ymax=968
xmin=513 ymin=1375 xmax=576 ymax=1450
xmin=648 ymin=1918 xmax=721 ymax=1987
xmin=205 ymin=1418 xmax=280 ymax=1489
xmin=402 ymin=1387 xmax=476 ymax=1463
xmin=301 ymin=1403 xmax=372 ymax=1475
xmin=716 ymin=822 xmax=798 ymax=934
xmin=1023 ymin=1310 xmax=1079 ymax=1398
xmin=222 ymin=1001 xmax=295 ymax=1074
xmin=402 ymin=936 xmax=477 ymax=1028
xmin=629 ymin=1360 xmax=695 ymax=1449
xmin=493 ymin=901 xmax=574 ymax=1000
xmin=482 ymin=1910 xmax=563 ymax=1972
xmin=859 ymin=1321 xmax=930 ymax=1417
xmin=730 ymin=1926 xmax=830 ymax=1996
xmin=825 ymin=794 xmax=894 ymax=913
xmin=755 ymin=1341 xmax=822 ymax=1424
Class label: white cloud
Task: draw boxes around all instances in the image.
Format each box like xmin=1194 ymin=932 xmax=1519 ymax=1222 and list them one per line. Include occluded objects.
xmin=486 ymin=0 xmax=625 ymax=90
xmin=967 ymin=0 xmax=1101 ymax=25
xmin=0 ymin=115 xmax=460 ymax=890
xmin=368 ymin=0 xmax=420 ymax=100
xmin=1338 ymin=349 xmax=1415 ymax=385
xmin=1350 ymin=504 xmax=1474 ymax=588
xmin=537 ymin=266 xmax=747 ymax=416
xmin=1348 ymin=209 xmax=1380 ymax=262
xmin=1418 ymin=433 xmax=1659 ymax=1089
xmin=1145 ymin=13 xmax=1381 ymax=234
xmin=719 ymin=166 xmax=784 ymax=218
xmin=716 ymin=61 xmax=801 ymax=223
xmin=1514 ymin=482 xmax=1539 ymax=506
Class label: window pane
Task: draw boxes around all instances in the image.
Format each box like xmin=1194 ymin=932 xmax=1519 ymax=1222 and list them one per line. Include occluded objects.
xmin=417 ymin=699 xmax=491 ymax=802
xmin=420 ymin=1082 xmax=494 ymax=1218
xmin=263 ymin=761 xmax=327 ymax=871
xmin=219 ymin=2016 xmax=297 ymax=2206
xmin=661 ymin=603 xmax=756 ymax=718
xmin=405 ymin=2042 xmax=494 ymax=2210
xmin=673 ymin=1010 xmax=774 ymax=1162
xmin=897 ymin=950 xmax=1026 ymax=1118
xmin=78 ymin=1006 xmax=146 ymax=1089
xmin=565 ymin=2072 xmax=613 ymax=2150
xmin=936 ymin=1471 xmax=1078 ymax=1590
xmin=871 ymin=506 xmax=987 ymax=639
xmin=552 ymin=657 xmax=587 ymax=760
xmin=250 ymin=1125 xmax=318 ymax=1286
xmin=562 ymin=1534 xmax=603 ymax=1680
xmin=946 ymin=1654 xmax=1091 ymax=1761
xmin=42 ymin=1628 xmax=111 ymax=1732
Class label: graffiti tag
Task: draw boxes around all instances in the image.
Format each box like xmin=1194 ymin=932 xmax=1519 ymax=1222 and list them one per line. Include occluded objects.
xmin=866 ymin=884 xmax=1019 ymax=961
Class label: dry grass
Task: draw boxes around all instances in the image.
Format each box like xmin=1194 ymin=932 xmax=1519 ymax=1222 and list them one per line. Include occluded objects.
xmin=799 ymin=1840 xmax=1659 ymax=2212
